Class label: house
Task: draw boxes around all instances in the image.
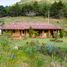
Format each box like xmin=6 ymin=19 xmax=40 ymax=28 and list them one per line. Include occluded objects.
xmin=0 ymin=22 xmax=62 ymax=39
xmin=0 ymin=25 xmax=2 ymax=35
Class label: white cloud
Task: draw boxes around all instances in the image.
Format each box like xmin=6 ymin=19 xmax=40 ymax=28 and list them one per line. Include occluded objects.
xmin=0 ymin=0 xmax=20 ymax=6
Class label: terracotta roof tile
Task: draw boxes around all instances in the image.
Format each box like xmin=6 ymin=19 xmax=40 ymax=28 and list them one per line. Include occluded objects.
xmin=2 ymin=22 xmax=62 ymax=30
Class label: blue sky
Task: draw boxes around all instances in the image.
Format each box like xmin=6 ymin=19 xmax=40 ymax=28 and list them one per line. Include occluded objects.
xmin=0 ymin=0 xmax=21 ymax=6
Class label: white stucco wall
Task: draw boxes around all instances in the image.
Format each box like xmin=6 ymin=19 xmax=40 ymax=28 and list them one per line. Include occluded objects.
xmin=0 ymin=29 xmax=2 ymax=35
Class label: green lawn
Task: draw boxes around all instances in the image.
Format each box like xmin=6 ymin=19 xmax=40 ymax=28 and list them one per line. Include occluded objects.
xmin=12 ymin=37 xmax=67 ymax=48
xmin=0 ymin=16 xmax=67 ymax=26
xmin=0 ymin=36 xmax=67 ymax=67
xmin=0 ymin=16 xmax=67 ymax=67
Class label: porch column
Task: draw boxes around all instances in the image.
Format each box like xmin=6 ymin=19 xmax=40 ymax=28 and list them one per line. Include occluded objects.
xmin=0 ymin=29 xmax=2 ymax=35
xmin=41 ymin=30 xmax=47 ymax=38
xmin=48 ymin=30 xmax=51 ymax=38
xmin=25 ymin=30 xmax=29 ymax=37
xmin=21 ymin=30 xmax=24 ymax=37
xmin=57 ymin=30 xmax=59 ymax=37
xmin=12 ymin=30 xmax=22 ymax=39
xmin=53 ymin=30 xmax=59 ymax=38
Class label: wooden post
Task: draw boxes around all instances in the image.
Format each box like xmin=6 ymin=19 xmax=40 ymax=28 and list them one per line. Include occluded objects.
xmin=21 ymin=30 xmax=24 ymax=37
xmin=25 ymin=30 xmax=29 ymax=37
xmin=0 ymin=29 xmax=2 ymax=35
xmin=48 ymin=30 xmax=51 ymax=38
xmin=41 ymin=30 xmax=47 ymax=38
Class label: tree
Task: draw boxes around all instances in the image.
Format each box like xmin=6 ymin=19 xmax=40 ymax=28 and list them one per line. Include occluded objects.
xmin=50 ymin=1 xmax=64 ymax=18
xmin=0 ymin=1 xmax=66 ymax=18
xmin=8 ymin=3 xmax=22 ymax=16
xmin=64 ymin=3 xmax=67 ymax=18
xmin=0 ymin=6 xmax=6 ymax=17
xmin=32 ymin=1 xmax=39 ymax=16
xmin=21 ymin=4 xmax=33 ymax=16
xmin=5 ymin=6 xmax=10 ymax=16
xmin=38 ymin=3 xmax=48 ymax=16
xmin=57 ymin=1 xmax=64 ymax=18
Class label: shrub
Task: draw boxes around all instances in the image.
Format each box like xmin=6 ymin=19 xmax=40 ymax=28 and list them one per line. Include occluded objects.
xmin=40 ymin=43 xmax=61 ymax=56
xmin=53 ymin=31 xmax=59 ymax=41
xmin=22 ymin=40 xmax=41 ymax=57
xmin=34 ymin=56 xmax=44 ymax=67
xmin=45 ymin=43 xmax=57 ymax=56
xmin=29 ymin=27 xmax=39 ymax=38
xmin=40 ymin=44 xmax=47 ymax=55
xmin=0 ymin=35 xmax=12 ymax=51
xmin=60 ymin=30 xmax=64 ymax=38
xmin=64 ymin=31 xmax=67 ymax=37
xmin=56 ymin=47 xmax=67 ymax=59
xmin=29 ymin=27 xmax=34 ymax=37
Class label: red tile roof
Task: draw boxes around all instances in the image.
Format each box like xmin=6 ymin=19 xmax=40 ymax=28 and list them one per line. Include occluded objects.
xmin=2 ymin=22 xmax=62 ymax=30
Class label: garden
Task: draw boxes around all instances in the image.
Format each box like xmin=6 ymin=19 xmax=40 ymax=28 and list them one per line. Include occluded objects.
xmin=0 ymin=34 xmax=67 ymax=67
xmin=0 ymin=0 xmax=67 ymax=67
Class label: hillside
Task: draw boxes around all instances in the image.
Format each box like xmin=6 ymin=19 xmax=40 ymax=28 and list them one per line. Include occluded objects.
xmin=0 ymin=16 xmax=67 ymax=28
xmin=20 ymin=0 xmax=67 ymax=4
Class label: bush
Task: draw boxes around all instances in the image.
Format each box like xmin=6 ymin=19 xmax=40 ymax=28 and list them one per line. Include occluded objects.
xmin=53 ymin=31 xmax=59 ymax=40
xmin=34 ymin=56 xmax=44 ymax=67
xmin=40 ymin=43 xmax=61 ymax=56
xmin=64 ymin=31 xmax=67 ymax=37
xmin=22 ymin=40 xmax=41 ymax=57
xmin=45 ymin=43 xmax=57 ymax=56
xmin=60 ymin=30 xmax=64 ymax=38
xmin=40 ymin=44 xmax=47 ymax=55
xmin=29 ymin=27 xmax=34 ymax=37
xmin=0 ymin=35 xmax=12 ymax=51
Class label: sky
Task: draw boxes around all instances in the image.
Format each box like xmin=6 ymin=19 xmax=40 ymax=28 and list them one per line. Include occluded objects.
xmin=0 ymin=0 xmax=21 ymax=6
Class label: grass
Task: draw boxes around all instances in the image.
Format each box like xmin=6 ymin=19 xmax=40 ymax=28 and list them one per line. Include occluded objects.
xmin=0 ymin=16 xmax=57 ymax=23
xmin=0 ymin=16 xmax=67 ymax=28
xmin=20 ymin=0 xmax=67 ymax=4
xmin=0 ymin=16 xmax=67 ymax=67
xmin=0 ymin=36 xmax=67 ymax=67
xmin=11 ymin=37 xmax=67 ymax=48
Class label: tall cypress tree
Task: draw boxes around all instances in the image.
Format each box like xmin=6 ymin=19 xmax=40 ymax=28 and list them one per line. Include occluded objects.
xmin=0 ymin=6 xmax=6 ymax=17
xmin=50 ymin=1 xmax=64 ymax=18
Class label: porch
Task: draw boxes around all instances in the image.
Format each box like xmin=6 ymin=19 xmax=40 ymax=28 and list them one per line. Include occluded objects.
xmin=9 ymin=29 xmax=59 ymax=39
